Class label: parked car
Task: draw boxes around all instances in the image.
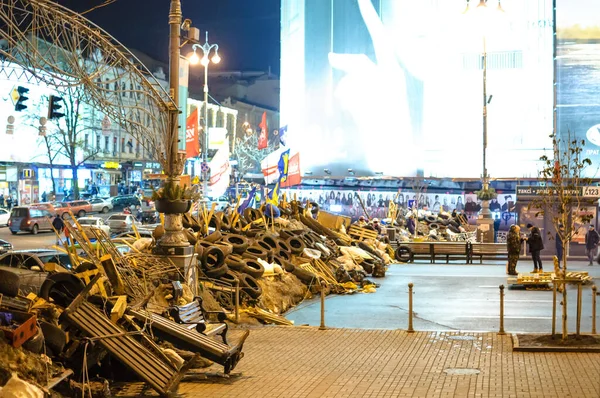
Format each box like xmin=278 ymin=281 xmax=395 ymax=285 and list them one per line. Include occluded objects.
xmin=106 ymin=213 xmax=142 ymax=233
xmin=65 ymin=200 xmax=92 ymax=218
xmin=74 ymin=216 xmax=111 ymax=237
xmin=0 ymin=238 xmax=12 ymax=254
xmin=0 ymin=208 xmax=9 ymax=226
xmin=111 ymin=195 xmax=141 ymax=209
xmin=8 ymin=206 xmax=54 ymax=235
xmin=0 ymin=250 xmax=74 ymax=295
xmin=89 ymin=198 xmax=113 ymax=214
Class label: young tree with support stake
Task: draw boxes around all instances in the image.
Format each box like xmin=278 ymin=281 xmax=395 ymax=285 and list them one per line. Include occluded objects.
xmin=528 ymin=133 xmax=593 ymax=340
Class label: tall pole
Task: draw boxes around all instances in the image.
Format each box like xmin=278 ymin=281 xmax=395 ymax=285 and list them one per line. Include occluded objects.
xmin=482 ymin=34 xmax=488 ymax=190
xmin=168 ymin=0 xmax=181 ymax=174
xmin=203 ymin=33 xmax=209 ymax=199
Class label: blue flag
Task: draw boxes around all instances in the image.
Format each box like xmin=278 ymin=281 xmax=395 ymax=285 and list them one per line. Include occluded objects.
xmin=268 ymin=149 xmax=290 ymax=204
xmin=237 ymin=186 xmax=257 ymax=214
xmin=278 ymin=125 xmax=288 ymax=146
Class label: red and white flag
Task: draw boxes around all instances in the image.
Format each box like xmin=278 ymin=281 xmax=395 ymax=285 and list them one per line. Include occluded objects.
xmin=257 ymin=111 xmax=268 ymax=149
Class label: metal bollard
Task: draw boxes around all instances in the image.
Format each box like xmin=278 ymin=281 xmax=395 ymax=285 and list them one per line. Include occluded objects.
xmin=407 ymin=283 xmax=414 ymax=333
xmin=235 ymin=279 xmax=240 ymax=324
xmin=319 ymin=281 xmax=326 ymax=330
xmin=552 ymin=282 xmax=557 ymax=336
xmin=498 ymin=285 xmax=505 ymax=335
xmin=576 ymin=284 xmax=582 ymax=336
xmin=592 ymin=285 xmax=597 ymax=335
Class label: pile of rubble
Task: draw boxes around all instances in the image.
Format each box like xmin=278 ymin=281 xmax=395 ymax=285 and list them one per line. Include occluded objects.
xmin=0 ymin=200 xmax=395 ymax=396
xmin=391 ymin=210 xmax=476 ymax=243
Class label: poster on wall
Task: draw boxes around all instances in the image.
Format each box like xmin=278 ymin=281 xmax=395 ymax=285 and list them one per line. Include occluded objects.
xmin=557 ymin=0 xmax=600 ymax=177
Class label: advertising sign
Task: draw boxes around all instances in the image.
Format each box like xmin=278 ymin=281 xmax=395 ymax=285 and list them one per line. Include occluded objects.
xmin=280 ymin=0 xmax=553 ymax=177
xmin=208 ymin=127 xmax=228 ymax=150
xmin=186 ymin=108 xmax=199 ymax=158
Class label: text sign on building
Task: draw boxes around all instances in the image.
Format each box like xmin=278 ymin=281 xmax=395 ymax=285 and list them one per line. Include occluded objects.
xmin=516 ymin=185 xmax=600 ymax=198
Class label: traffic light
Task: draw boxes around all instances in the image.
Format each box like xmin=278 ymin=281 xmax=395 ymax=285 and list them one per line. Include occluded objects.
xmin=47 ymin=95 xmax=65 ymax=119
xmin=14 ymin=86 xmax=29 ymax=112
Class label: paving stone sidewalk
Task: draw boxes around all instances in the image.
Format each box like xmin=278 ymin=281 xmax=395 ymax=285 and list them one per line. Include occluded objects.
xmin=171 ymin=327 xmax=600 ymax=398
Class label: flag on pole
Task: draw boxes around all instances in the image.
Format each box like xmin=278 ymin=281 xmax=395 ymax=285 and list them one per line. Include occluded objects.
xmin=258 ymin=111 xmax=268 ymax=149
xmin=278 ymin=125 xmax=288 ymax=146
xmin=237 ymin=186 xmax=257 ymax=215
xmin=267 ymin=149 xmax=290 ymax=205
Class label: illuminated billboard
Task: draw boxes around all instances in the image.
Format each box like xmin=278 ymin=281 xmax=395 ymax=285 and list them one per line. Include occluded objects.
xmin=556 ymin=0 xmax=600 ymax=177
xmin=280 ymin=0 xmax=554 ymax=178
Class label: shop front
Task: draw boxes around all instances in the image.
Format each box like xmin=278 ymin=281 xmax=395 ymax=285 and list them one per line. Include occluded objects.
xmin=515 ymin=185 xmax=600 ymax=259
xmin=38 ymin=167 xmax=92 ymax=201
xmin=91 ymin=161 xmax=122 ymax=197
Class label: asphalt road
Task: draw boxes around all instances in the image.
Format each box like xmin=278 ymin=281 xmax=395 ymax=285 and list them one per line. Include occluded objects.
xmin=286 ymin=261 xmax=600 ymax=334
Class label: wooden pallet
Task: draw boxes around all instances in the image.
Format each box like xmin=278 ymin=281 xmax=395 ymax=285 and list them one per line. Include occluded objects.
xmin=348 ymin=225 xmax=378 ymax=241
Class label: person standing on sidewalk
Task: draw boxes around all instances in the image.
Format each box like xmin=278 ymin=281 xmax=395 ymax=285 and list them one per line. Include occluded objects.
xmin=52 ymin=214 xmax=65 ymax=244
xmin=555 ymin=224 xmax=565 ymax=269
xmin=526 ymin=223 xmax=544 ymax=273
xmin=506 ymin=224 xmax=522 ymax=275
xmin=584 ymin=225 xmax=599 ymax=266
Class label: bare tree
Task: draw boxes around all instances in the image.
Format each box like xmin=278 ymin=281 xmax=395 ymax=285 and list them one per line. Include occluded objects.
xmin=233 ymin=120 xmax=278 ymax=180
xmin=529 ymin=132 xmax=593 ymax=340
xmin=47 ymin=86 xmax=101 ymax=199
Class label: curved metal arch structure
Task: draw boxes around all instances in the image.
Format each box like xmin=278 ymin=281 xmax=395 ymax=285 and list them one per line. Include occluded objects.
xmin=0 ymin=0 xmax=182 ymax=175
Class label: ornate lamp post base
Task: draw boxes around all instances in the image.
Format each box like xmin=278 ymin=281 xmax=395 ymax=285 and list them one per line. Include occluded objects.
xmin=158 ymin=213 xmax=189 ymax=247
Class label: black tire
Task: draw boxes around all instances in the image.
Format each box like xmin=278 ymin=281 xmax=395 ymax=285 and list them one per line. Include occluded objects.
xmin=101 ymin=206 xmax=109 ymax=214
xmin=222 ymin=234 xmax=249 ymax=254
xmin=204 ymin=230 xmax=222 ymax=243
xmin=74 ymin=261 xmax=97 ymax=273
xmin=241 ymin=258 xmax=265 ymax=279
xmin=61 ymin=213 xmax=69 ymax=220
xmin=287 ymin=236 xmax=306 ymax=255
xmin=245 ymin=228 xmax=263 ymax=238
xmin=278 ymin=230 xmax=294 ymax=240
xmin=208 ymin=214 xmax=222 ymax=231
xmin=205 ymin=263 xmax=229 ymax=279
xmin=292 ymin=266 xmax=317 ymax=284
xmin=39 ymin=273 xmax=85 ymax=308
xmin=276 ymin=239 xmax=291 ymax=254
xmin=219 ymin=270 xmax=239 ymax=286
xmin=40 ymin=321 xmax=67 ymax=354
xmin=449 ymin=220 xmax=460 ymax=228
xmin=214 ymin=242 xmax=233 ymax=256
xmin=0 ymin=269 xmax=20 ymax=297
xmin=225 ymin=254 xmax=246 ymax=271
xmin=425 ymin=215 xmax=437 ymax=224
xmin=22 ymin=326 xmax=44 ymax=354
xmin=259 ymin=235 xmax=278 ymax=250
xmin=77 ymin=210 xmax=86 ymax=218
xmin=429 ymin=223 xmax=439 ymax=230
xmin=238 ymin=273 xmax=262 ymax=299
xmin=273 ymin=256 xmax=294 ymax=273
xmin=395 ymin=245 xmax=412 ymax=263
xmin=256 ymin=240 xmax=272 ymax=252
xmin=448 ymin=224 xmax=461 ymax=234
xmin=31 ymin=224 xmax=39 ymax=235
xmin=201 ymin=246 xmax=225 ymax=270
xmin=10 ymin=231 xmax=17 ymax=235
xmin=242 ymin=245 xmax=269 ymax=260
xmin=361 ymin=260 xmax=374 ymax=274
xmin=278 ymin=249 xmax=291 ymax=261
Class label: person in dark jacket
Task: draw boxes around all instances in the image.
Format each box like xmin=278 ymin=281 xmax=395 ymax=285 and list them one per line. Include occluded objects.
xmin=506 ymin=224 xmax=522 ymax=275
xmin=555 ymin=224 xmax=565 ymax=268
xmin=526 ymin=223 xmax=544 ymax=273
xmin=584 ymin=225 xmax=600 ymax=266
xmin=52 ymin=214 xmax=65 ymax=244
xmin=407 ymin=216 xmax=416 ymax=235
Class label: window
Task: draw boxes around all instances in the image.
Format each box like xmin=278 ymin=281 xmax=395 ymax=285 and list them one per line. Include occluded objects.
xmin=96 ymin=134 xmax=101 ymax=150
xmin=104 ymin=136 xmax=110 ymax=153
xmin=84 ymin=133 xmax=89 ymax=149
xmin=121 ymin=138 xmax=126 ymax=153
xmin=121 ymin=82 xmax=127 ymax=97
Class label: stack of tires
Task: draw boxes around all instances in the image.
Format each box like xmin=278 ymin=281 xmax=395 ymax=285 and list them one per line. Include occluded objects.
xmin=190 ymin=210 xmax=343 ymax=308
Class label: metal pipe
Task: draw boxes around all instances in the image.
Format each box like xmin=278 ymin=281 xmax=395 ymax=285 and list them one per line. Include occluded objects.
xmin=498 ymin=284 xmax=505 ymax=335
xmin=576 ymin=283 xmax=582 ymax=336
xmin=319 ymin=281 xmax=326 ymax=330
xmin=592 ymin=285 xmax=597 ymax=335
xmin=482 ymin=34 xmax=488 ymax=187
xmin=407 ymin=283 xmax=414 ymax=333
xmin=203 ymin=41 xmax=209 ymax=198
xmin=552 ymin=281 xmax=557 ymax=336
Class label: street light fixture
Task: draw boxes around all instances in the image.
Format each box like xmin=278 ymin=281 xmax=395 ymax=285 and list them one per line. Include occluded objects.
xmin=190 ymin=32 xmax=220 ymax=198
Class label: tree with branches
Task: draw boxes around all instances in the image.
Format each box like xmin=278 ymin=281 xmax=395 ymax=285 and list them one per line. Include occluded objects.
xmin=233 ymin=119 xmax=279 ymax=180
xmin=528 ymin=132 xmax=593 ymax=340
xmin=46 ymin=86 xmax=101 ymax=200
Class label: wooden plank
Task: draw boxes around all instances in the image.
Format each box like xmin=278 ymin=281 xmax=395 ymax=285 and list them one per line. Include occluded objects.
xmin=110 ymin=295 xmax=128 ymax=323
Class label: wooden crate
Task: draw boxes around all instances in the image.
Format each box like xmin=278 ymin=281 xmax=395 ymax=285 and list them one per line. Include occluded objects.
xmin=348 ymin=225 xmax=378 ymax=241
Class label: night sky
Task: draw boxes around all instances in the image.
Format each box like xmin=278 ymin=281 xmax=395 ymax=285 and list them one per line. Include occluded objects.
xmin=55 ymin=0 xmax=281 ymax=75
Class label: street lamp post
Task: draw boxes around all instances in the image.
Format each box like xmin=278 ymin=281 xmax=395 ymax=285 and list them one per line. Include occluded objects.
xmin=465 ymin=0 xmax=504 ymax=242
xmin=190 ymin=33 xmax=220 ymax=198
